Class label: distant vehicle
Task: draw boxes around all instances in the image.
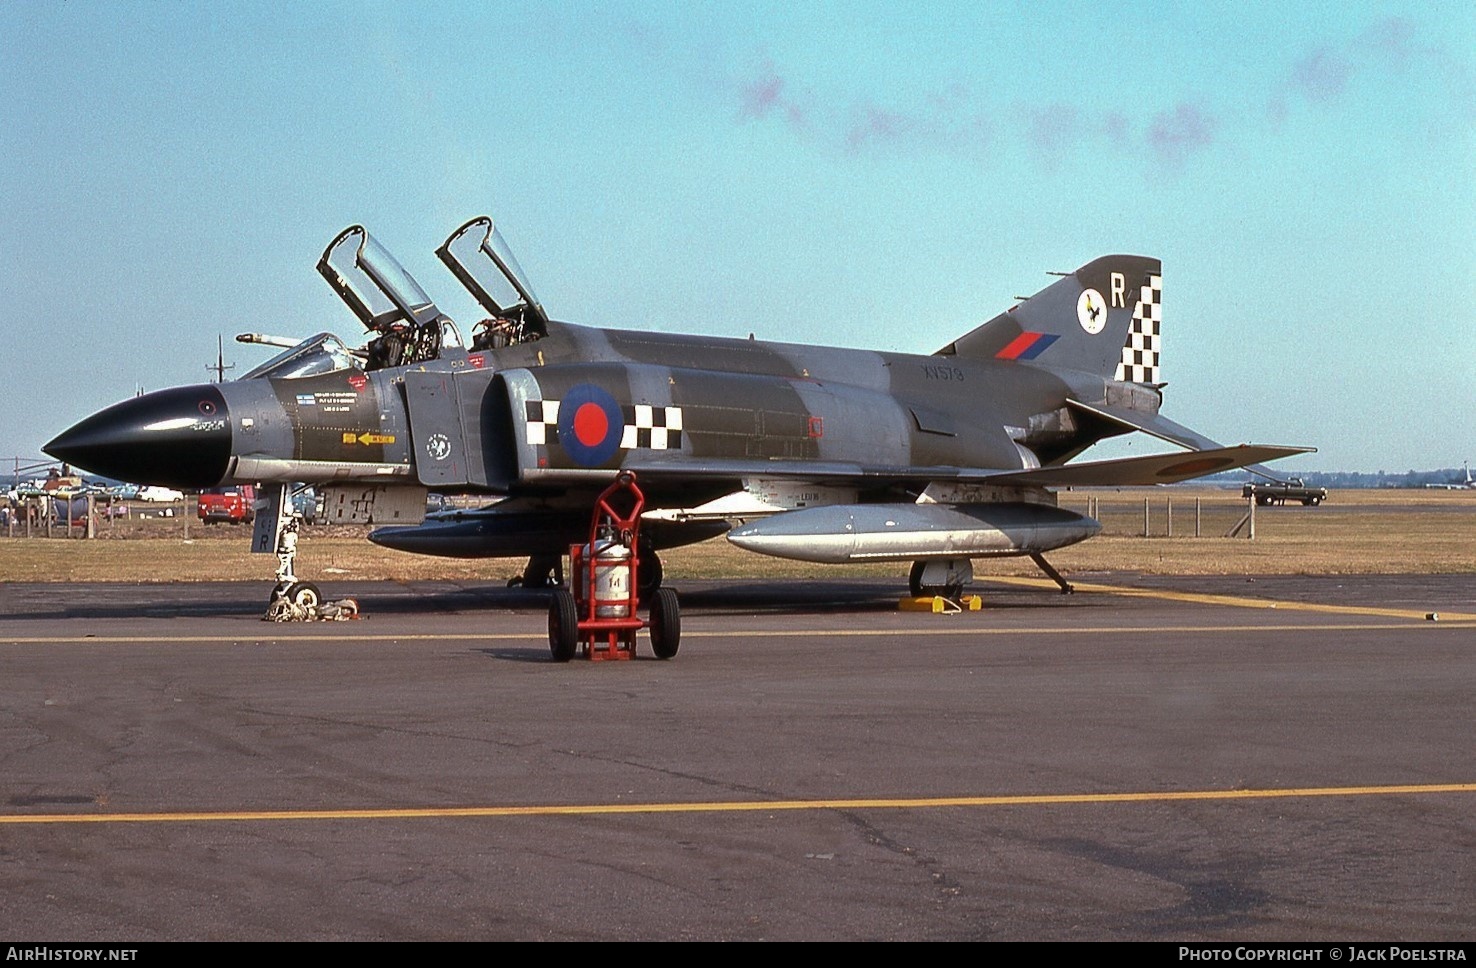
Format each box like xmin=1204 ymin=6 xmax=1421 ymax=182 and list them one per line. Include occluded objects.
xmin=198 ymin=484 xmax=256 ymax=524
xmin=1243 ymin=479 xmax=1327 ymax=506
xmin=290 ymin=488 xmax=319 ymax=524
xmin=136 ymin=486 xmax=185 ymax=503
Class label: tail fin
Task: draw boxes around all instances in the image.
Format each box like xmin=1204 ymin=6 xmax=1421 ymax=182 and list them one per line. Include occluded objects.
xmin=938 ymin=255 xmax=1162 ymax=384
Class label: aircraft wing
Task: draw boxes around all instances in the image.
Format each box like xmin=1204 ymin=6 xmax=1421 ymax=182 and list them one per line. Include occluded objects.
xmin=1067 ymin=400 xmax=1298 ymax=483
xmin=977 ymin=444 xmax=1314 ymax=488
xmin=624 ymin=443 xmax=1312 ymax=489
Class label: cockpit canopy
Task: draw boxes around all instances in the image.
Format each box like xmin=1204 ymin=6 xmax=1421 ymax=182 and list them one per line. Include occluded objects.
xmin=437 ymin=216 xmax=549 ymax=338
xmin=317 ymin=226 xmax=444 ymax=332
xmin=239 ymin=332 xmax=361 ymax=381
xmin=304 ymin=217 xmax=546 ymax=370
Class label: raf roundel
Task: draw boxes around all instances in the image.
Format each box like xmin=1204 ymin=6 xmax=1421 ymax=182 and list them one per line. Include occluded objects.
xmin=557 ymin=384 xmax=625 ymax=467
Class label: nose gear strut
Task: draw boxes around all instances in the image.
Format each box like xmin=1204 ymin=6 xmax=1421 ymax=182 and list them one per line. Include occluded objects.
xmin=255 ymin=484 xmax=358 ymax=622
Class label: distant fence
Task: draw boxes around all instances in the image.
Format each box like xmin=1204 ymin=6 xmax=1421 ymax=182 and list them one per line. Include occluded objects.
xmin=1 ymin=492 xmax=193 ymax=539
xmin=4 ymin=488 xmax=1262 ymax=541
xmin=1060 ymin=491 xmax=1257 ymax=538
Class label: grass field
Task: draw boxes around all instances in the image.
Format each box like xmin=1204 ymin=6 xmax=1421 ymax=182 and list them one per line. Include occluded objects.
xmin=2 ymin=488 xmax=1472 ymax=583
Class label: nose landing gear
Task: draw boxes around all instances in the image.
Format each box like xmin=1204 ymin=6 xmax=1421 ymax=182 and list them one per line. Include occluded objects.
xmin=256 ymin=484 xmax=356 ymax=622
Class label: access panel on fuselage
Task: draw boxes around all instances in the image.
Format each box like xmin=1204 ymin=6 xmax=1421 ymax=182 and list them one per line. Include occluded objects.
xmin=402 ymin=367 xmax=510 ymax=489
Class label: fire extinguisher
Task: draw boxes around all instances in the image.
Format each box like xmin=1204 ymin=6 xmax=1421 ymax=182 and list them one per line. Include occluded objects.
xmin=582 ymin=525 xmax=632 ymax=618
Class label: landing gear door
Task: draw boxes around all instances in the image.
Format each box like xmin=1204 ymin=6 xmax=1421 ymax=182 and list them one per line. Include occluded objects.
xmin=250 ymin=484 xmax=292 ymax=554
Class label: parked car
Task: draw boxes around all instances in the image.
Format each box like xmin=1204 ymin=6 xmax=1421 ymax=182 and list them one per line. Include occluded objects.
xmin=198 ymin=485 xmax=256 ymax=524
xmin=137 ymin=486 xmax=185 ymax=503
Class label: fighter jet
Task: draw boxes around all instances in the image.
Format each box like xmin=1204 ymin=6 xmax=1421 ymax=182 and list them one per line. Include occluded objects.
xmin=46 ymin=215 xmax=1310 ymax=601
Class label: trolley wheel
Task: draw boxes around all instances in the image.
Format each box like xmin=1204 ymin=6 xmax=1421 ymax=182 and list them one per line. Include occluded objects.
xmin=548 ymin=588 xmax=578 ymax=662
xmin=285 ymin=581 xmax=322 ymax=609
xmin=649 ymin=587 xmax=681 ymax=659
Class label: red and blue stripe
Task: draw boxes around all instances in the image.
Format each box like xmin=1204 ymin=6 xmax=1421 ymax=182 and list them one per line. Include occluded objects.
xmin=995 ymin=332 xmax=1059 ymax=361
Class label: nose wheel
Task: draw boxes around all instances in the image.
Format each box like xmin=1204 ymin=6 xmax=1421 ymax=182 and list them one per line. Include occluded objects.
xmin=273 ymin=580 xmax=323 ymax=610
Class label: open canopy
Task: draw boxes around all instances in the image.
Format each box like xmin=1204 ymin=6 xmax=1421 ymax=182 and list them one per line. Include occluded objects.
xmin=317 ymin=225 xmax=443 ymax=331
xmin=437 ymin=215 xmax=549 ymax=336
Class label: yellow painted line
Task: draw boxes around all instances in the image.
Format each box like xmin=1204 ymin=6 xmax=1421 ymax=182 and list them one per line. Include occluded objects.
xmin=1 ymin=621 xmax=1473 ymax=645
xmin=5 ymin=620 xmax=1476 ymax=645
xmin=3 ymin=782 xmax=1473 ymax=826
xmin=987 ymin=575 xmax=1476 ymax=621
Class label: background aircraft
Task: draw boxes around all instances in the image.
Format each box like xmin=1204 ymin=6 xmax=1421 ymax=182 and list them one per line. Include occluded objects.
xmin=1425 ymin=462 xmax=1475 ymax=490
xmin=45 ymin=216 xmax=1309 ymax=598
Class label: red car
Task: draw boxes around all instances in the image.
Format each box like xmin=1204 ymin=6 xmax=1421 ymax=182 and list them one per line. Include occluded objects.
xmin=198 ymin=485 xmax=256 ymax=524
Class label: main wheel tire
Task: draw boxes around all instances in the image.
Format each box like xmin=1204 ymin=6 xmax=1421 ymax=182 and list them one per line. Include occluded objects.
xmin=548 ymin=588 xmax=578 ymax=662
xmin=649 ymin=587 xmax=681 ymax=659
xmin=908 ymin=561 xmax=927 ymax=597
xmin=637 ymin=543 xmax=663 ymax=603
xmin=908 ymin=561 xmax=957 ymax=597
xmin=285 ymin=581 xmax=322 ymax=609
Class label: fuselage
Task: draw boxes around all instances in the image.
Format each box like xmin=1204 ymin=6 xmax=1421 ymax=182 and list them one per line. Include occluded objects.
xmin=46 ymin=321 xmax=1148 ymax=500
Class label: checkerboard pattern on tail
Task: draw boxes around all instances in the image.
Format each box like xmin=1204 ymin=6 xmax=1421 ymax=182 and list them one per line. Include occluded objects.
xmin=1116 ymin=273 xmax=1162 ymax=384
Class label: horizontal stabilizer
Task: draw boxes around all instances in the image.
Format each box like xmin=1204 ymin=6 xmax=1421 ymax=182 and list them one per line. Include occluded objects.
xmin=982 ymin=444 xmax=1314 ymax=488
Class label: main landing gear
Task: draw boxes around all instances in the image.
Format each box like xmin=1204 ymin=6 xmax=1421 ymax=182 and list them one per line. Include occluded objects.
xmin=513 ymin=541 xmax=662 ymax=600
xmin=906 ymin=552 xmax=1075 ymax=603
xmin=908 ymin=559 xmax=973 ymax=601
xmin=509 ymin=554 xmax=564 ymax=589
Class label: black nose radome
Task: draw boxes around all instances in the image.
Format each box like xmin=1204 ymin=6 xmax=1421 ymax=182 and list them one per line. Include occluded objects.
xmin=44 ymin=385 xmax=231 ymax=489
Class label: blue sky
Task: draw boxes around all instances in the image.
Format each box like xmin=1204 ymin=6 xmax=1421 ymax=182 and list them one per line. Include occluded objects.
xmin=3 ymin=1 xmax=1472 ymax=474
